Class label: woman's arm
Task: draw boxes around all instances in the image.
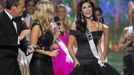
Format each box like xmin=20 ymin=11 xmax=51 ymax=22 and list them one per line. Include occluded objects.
xmin=30 ymin=25 xmax=58 ymax=57
xmin=97 ymin=37 xmax=104 ymax=62
xmin=128 ymin=1 xmax=133 ymax=23
xmin=19 ymin=29 xmax=30 ymax=41
xmin=34 ymin=49 xmax=58 ymax=57
xmin=72 ymin=0 xmax=77 ymax=17
xmin=119 ymin=28 xmax=131 ymax=49
xmin=103 ymin=24 xmax=109 ymax=60
xmin=67 ymin=24 xmax=79 ymax=66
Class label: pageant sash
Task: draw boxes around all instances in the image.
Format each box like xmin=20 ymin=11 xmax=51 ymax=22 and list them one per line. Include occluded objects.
xmin=128 ymin=26 xmax=134 ymax=47
xmin=85 ymin=28 xmax=104 ymax=67
xmin=56 ymin=38 xmax=73 ymax=63
xmin=128 ymin=26 xmax=134 ymax=34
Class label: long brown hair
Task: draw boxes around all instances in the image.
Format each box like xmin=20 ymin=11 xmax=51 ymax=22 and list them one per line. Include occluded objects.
xmin=76 ymin=0 xmax=95 ymax=32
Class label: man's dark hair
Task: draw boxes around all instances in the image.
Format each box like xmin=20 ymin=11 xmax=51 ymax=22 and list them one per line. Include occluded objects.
xmin=5 ymin=0 xmax=19 ymax=9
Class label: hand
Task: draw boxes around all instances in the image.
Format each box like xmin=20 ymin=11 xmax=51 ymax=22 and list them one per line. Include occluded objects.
xmin=101 ymin=56 xmax=105 ymax=64
xmin=55 ymin=27 xmax=61 ymax=36
xmin=19 ymin=29 xmax=30 ymax=41
xmin=74 ymin=59 xmax=80 ymax=67
xmin=57 ymin=25 xmax=65 ymax=35
xmin=27 ymin=45 xmax=34 ymax=55
xmin=50 ymin=43 xmax=58 ymax=50
xmin=60 ymin=25 xmax=65 ymax=32
xmin=49 ymin=49 xmax=59 ymax=57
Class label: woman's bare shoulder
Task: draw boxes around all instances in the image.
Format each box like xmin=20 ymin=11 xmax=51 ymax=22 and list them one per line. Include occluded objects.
xmin=103 ymin=24 xmax=109 ymax=29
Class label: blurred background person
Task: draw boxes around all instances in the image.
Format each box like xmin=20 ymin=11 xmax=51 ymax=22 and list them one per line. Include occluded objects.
xmin=94 ymin=6 xmax=108 ymax=62
xmin=128 ymin=0 xmax=134 ymax=24
xmin=94 ymin=6 xmax=104 ymax=23
xmin=119 ymin=8 xmax=134 ymax=75
xmin=17 ymin=1 xmax=36 ymax=75
xmin=23 ymin=0 xmax=36 ymax=29
xmin=0 ymin=4 xmax=3 ymax=13
xmin=21 ymin=0 xmax=36 ymax=65
xmin=20 ymin=0 xmax=36 ymax=66
xmin=0 ymin=0 xmax=6 ymax=12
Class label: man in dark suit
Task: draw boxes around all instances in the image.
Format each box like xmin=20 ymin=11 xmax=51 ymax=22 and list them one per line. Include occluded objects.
xmin=0 ymin=0 xmax=33 ymax=75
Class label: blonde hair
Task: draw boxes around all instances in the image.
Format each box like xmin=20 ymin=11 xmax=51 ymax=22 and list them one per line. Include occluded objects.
xmin=32 ymin=0 xmax=54 ymax=34
xmin=57 ymin=4 xmax=67 ymax=11
xmin=57 ymin=4 xmax=70 ymax=31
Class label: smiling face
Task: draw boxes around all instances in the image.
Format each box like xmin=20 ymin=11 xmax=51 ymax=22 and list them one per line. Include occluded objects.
xmin=81 ymin=2 xmax=92 ymax=19
xmin=57 ymin=6 xmax=67 ymax=20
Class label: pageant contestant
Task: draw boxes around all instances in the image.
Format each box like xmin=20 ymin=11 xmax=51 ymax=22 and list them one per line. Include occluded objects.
xmin=128 ymin=0 xmax=134 ymax=23
xmin=68 ymin=0 xmax=120 ymax=75
xmin=94 ymin=6 xmax=104 ymax=23
xmin=94 ymin=6 xmax=108 ymax=62
xmin=51 ymin=4 xmax=74 ymax=75
xmin=119 ymin=8 xmax=134 ymax=75
xmin=29 ymin=1 xmax=58 ymax=75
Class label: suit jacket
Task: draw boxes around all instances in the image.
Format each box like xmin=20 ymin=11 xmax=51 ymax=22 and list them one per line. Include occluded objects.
xmin=0 ymin=11 xmax=29 ymax=75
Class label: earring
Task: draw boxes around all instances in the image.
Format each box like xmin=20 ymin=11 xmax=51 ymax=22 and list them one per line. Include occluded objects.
xmin=81 ymin=12 xmax=84 ymax=22
xmin=90 ymin=15 xmax=93 ymax=20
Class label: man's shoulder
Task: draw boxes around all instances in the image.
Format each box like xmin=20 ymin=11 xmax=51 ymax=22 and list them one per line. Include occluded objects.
xmin=0 ymin=14 xmax=4 ymax=23
xmin=0 ymin=12 xmax=3 ymax=18
xmin=0 ymin=11 xmax=6 ymax=20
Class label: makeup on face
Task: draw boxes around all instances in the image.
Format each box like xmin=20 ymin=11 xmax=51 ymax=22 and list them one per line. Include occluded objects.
xmin=81 ymin=2 xmax=92 ymax=19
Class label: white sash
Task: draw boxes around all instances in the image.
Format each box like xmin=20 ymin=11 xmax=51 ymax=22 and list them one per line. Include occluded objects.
xmin=56 ymin=38 xmax=73 ymax=63
xmin=128 ymin=26 xmax=134 ymax=34
xmin=85 ymin=29 xmax=104 ymax=67
xmin=128 ymin=26 xmax=134 ymax=46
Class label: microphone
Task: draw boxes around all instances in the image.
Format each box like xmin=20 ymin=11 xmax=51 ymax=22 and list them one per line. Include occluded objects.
xmin=54 ymin=16 xmax=64 ymax=35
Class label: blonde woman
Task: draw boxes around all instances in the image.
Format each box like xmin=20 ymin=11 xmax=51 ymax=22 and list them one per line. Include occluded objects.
xmin=29 ymin=1 xmax=58 ymax=75
xmin=51 ymin=4 xmax=74 ymax=75
xmin=119 ymin=8 xmax=134 ymax=75
xmin=128 ymin=0 xmax=134 ymax=23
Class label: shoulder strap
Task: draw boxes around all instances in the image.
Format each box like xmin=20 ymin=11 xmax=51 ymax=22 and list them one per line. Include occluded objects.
xmin=39 ymin=24 xmax=44 ymax=35
xmin=32 ymin=23 xmax=44 ymax=35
